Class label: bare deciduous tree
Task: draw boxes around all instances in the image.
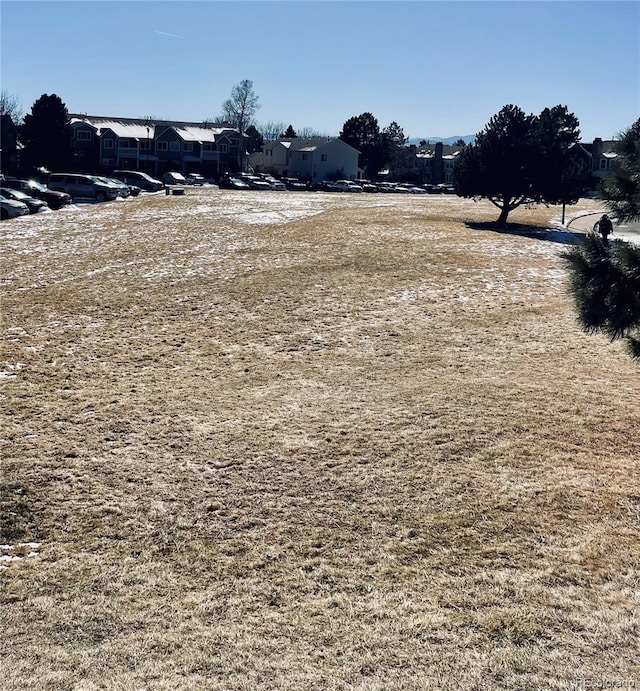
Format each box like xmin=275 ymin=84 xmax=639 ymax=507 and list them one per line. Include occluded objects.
xmin=220 ymin=80 xmax=260 ymax=134
xmin=0 ymin=90 xmax=23 ymax=123
xmin=259 ymin=121 xmax=288 ymax=142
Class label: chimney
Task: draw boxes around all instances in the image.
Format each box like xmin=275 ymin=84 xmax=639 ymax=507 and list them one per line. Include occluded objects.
xmin=592 ymin=138 xmax=603 ymax=173
xmin=435 ymin=142 xmax=444 ymax=184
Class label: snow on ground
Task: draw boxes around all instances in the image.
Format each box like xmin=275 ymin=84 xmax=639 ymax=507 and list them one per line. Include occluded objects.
xmin=0 ymin=190 xmax=599 ymax=300
xmin=0 ymin=543 xmax=41 ymax=570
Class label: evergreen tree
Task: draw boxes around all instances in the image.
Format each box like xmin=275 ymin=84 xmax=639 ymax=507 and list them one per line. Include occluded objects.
xmin=339 ymin=112 xmax=386 ymax=179
xmin=282 ymin=124 xmax=297 ymax=138
xmin=382 ymin=121 xmax=409 ymax=180
xmin=454 ymin=105 xmax=536 ymax=224
xmin=600 ymin=118 xmax=640 ymax=223
xmin=454 ymin=104 xmax=583 ymax=224
xmin=562 ymin=236 xmax=640 ymax=359
xmin=20 ymin=93 xmax=73 ymax=172
xmin=0 ymin=114 xmax=19 ymax=175
xmin=532 ymin=105 xmax=588 ymax=205
xmin=245 ymin=125 xmax=264 ymax=154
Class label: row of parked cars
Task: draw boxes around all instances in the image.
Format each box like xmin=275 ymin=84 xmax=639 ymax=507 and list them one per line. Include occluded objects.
xmin=0 ymin=169 xmax=169 ymax=220
xmin=0 ymin=168 xmax=219 ymax=219
xmin=1 ymin=178 xmax=73 ymax=219
xmin=216 ymin=174 xmax=456 ymax=194
xmin=1 ymin=168 xmax=457 ymax=220
xmin=313 ymin=180 xmax=456 ymax=194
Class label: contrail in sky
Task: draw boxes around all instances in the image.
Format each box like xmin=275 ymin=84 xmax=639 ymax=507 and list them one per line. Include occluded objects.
xmin=154 ymin=30 xmax=183 ymax=38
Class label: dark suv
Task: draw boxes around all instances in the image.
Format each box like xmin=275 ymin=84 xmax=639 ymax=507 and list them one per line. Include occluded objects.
xmin=1 ymin=179 xmax=72 ymax=210
xmin=112 ymin=170 xmax=164 ymax=192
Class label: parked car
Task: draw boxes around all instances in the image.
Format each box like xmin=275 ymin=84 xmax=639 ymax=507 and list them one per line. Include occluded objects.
xmin=262 ymin=176 xmax=287 ymax=190
xmin=0 ymin=187 xmax=47 ymax=213
xmin=282 ymin=177 xmax=307 ymax=191
xmin=48 ymin=173 xmax=119 ymax=202
xmin=238 ymin=174 xmax=272 ymax=190
xmin=396 ymin=183 xmax=427 ymax=194
xmin=0 ymin=194 xmax=30 ymax=220
xmin=217 ymin=176 xmax=251 ymax=190
xmin=110 ymin=180 xmax=141 ymax=196
xmin=1 ymin=179 xmax=72 ymax=209
xmin=112 ymin=170 xmax=164 ymax=192
xmin=162 ymin=171 xmax=187 ymax=186
xmin=313 ymin=180 xmax=342 ymax=192
xmin=94 ymin=176 xmax=130 ymax=198
xmin=335 ymin=180 xmax=363 ymax=192
xmin=186 ymin=173 xmax=206 ymax=185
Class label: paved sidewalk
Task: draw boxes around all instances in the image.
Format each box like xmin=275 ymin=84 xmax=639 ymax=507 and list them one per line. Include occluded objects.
xmin=567 ymin=211 xmax=640 ymax=244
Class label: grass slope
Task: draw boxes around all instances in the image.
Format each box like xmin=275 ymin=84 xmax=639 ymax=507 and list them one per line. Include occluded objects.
xmin=1 ymin=191 xmax=639 ymax=690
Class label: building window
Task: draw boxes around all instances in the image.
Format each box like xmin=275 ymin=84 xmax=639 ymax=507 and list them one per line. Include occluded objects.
xmin=140 ymin=140 xmax=150 ymax=151
xmin=170 ymin=141 xmax=180 ymax=152
xmin=203 ymin=143 xmax=213 ymax=152
xmin=76 ymin=130 xmax=92 ymax=141
xmin=102 ymin=158 xmax=114 ymax=167
xmin=302 ymin=154 xmax=308 ymax=161
xmin=157 ymin=141 xmax=168 ymax=151
xmin=321 ymin=154 xmax=327 ymax=161
xmin=600 ymin=157 xmax=607 ymax=169
xmin=183 ymin=142 xmax=193 ymax=152
xmin=103 ymin=139 xmax=114 ymax=149
xmin=219 ymin=143 xmax=228 ymax=154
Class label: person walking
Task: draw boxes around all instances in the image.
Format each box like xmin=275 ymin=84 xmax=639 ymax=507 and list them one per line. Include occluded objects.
xmin=594 ymin=214 xmax=613 ymax=245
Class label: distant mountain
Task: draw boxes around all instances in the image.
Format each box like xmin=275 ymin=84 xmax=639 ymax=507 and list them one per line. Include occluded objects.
xmin=408 ymin=135 xmax=475 ymax=146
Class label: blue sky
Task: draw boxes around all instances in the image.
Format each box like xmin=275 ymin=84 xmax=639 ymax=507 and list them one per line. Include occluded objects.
xmin=2 ymin=1 xmax=638 ymax=141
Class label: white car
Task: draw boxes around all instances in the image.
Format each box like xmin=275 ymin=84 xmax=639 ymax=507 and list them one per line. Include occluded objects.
xmin=162 ymin=172 xmax=187 ymax=185
xmin=335 ymin=180 xmax=363 ymax=192
xmin=186 ymin=173 xmax=206 ymax=185
xmin=263 ymin=176 xmax=286 ymax=190
xmin=0 ymin=194 xmax=30 ymax=220
xmin=397 ymin=184 xmax=428 ymax=194
xmin=94 ymin=176 xmax=130 ymax=198
xmin=238 ymin=174 xmax=272 ymax=190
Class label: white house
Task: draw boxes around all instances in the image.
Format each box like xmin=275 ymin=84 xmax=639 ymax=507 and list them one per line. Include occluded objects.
xmin=257 ymin=138 xmax=360 ymax=182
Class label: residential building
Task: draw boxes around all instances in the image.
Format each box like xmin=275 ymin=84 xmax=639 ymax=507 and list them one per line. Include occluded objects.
xmin=413 ymin=137 xmax=618 ymax=189
xmin=254 ymin=137 xmax=360 ymax=182
xmin=69 ymin=115 xmax=247 ymax=178
xmin=573 ymin=137 xmax=618 ymax=185
xmin=415 ymin=142 xmax=464 ymax=185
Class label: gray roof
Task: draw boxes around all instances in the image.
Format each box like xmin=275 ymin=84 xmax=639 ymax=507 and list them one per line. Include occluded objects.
xmin=265 ymin=137 xmax=359 ymax=154
xmin=70 ymin=114 xmax=241 ymax=141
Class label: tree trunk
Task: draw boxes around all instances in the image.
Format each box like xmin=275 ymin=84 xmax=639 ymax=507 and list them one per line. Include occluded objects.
xmin=497 ymin=205 xmax=510 ymax=226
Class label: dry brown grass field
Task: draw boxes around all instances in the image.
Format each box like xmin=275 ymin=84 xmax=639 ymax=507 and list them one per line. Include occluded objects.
xmin=1 ymin=189 xmax=639 ymax=690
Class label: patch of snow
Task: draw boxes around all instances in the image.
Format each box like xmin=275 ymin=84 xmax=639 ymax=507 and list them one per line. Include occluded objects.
xmin=0 ymin=542 xmax=42 ymax=571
